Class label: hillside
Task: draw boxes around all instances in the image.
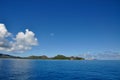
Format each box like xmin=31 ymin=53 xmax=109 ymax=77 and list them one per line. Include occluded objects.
xmin=0 ymin=53 xmax=21 ymax=58
xmin=0 ymin=54 xmax=84 ymax=60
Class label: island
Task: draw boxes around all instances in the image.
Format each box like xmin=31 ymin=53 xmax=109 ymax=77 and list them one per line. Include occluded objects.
xmin=0 ymin=53 xmax=84 ymax=60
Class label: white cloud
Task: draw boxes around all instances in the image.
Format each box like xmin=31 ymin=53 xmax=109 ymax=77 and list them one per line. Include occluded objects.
xmin=0 ymin=24 xmax=11 ymax=38
xmin=0 ymin=24 xmax=12 ymax=51
xmin=0 ymin=23 xmax=38 ymax=53
xmin=79 ymin=51 xmax=120 ymax=60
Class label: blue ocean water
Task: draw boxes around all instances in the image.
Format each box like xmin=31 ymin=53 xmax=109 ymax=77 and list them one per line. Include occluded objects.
xmin=0 ymin=59 xmax=120 ymax=80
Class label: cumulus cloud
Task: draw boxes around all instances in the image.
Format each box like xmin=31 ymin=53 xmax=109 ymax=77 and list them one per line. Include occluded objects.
xmin=0 ymin=23 xmax=38 ymax=53
xmin=0 ymin=24 xmax=11 ymax=38
xmin=0 ymin=24 xmax=12 ymax=51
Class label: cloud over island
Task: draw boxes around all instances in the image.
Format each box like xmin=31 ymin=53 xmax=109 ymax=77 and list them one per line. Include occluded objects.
xmin=0 ymin=23 xmax=38 ymax=53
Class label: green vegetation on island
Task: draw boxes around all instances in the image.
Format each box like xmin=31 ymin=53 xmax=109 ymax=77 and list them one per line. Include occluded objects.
xmin=0 ymin=53 xmax=84 ymax=60
xmin=0 ymin=53 xmax=21 ymax=58
xmin=52 ymin=55 xmax=84 ymax=60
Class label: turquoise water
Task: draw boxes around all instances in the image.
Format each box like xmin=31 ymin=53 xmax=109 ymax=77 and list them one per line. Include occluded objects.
xmin=0 ymin=59 xmax=120 ymax=80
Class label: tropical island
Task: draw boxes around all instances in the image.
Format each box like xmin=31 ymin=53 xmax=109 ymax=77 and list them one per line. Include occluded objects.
xmin=0 ymin=53 xmax=84 ymax=60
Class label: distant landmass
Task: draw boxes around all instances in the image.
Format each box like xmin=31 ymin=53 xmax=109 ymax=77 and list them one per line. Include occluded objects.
xmin=0 ymin=53 xmax=84 ymax=60
xmin=0 ymin=53 xmax=21 ymax=58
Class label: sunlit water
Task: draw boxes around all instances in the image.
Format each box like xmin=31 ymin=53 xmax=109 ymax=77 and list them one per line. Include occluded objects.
xmin=0 ymin=59 xmax=120 ymax=80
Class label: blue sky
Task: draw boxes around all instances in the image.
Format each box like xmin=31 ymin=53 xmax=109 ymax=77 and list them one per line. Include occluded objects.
xmin=0 ymin=0 xmax=120 ymax=59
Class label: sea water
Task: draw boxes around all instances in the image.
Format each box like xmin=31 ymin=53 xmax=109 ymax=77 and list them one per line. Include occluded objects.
xmin=0 ymin=59 xmax=120 ymax=80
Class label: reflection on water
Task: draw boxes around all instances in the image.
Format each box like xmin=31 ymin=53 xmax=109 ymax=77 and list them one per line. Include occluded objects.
xmin=10 ymin=59 xmax=32 ymax=80
xmin=0 ymin=59 xmax=31 ymax=80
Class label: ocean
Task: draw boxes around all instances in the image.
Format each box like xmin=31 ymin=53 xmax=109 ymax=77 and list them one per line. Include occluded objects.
xmin=0 ymin=59 xmax=120 ymax=80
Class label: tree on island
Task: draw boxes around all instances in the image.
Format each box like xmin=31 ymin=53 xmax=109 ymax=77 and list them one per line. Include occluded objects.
xmin=27 ymin=55 xmax=48 ymax=59
xmin=52 ymin=55 xmax=84 ymax=60
xmin=52 ymin=54 xmax=70 ymax=60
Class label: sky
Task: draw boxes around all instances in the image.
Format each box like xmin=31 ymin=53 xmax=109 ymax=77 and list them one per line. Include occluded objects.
xmin=0 ymin=0 xmax=120 ymax=59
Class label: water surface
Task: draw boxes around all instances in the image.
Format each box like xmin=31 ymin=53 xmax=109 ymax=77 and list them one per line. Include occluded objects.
xmin=0 ymin=59 xmax=120 ymax=80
